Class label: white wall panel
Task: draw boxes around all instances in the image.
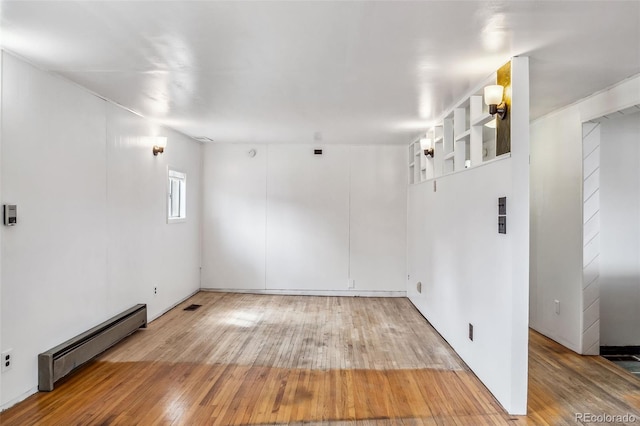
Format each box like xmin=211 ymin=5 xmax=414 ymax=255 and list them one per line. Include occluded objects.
xmin=201 ymin=144 xmax=267 ymax=289
xmin=0 ymin=53 xmax=202 ymax=408
xmin=1 ymin=53 xmax=108 ymax=406
xmin=349 ymin=146 xmax=406 ymax=291
xmin=200 ymin=144 xmax=406 ymax=294
xmin=265 ymin=145 xmax=350 ymax=290
xmin=106 ymin=103 xmax=202 ymax=321
xmin=530 ymin=107 xmax=586 ymax=353
xmin=408 ymin=158 xmax=516 ymax=412
xmin=406 ymin=182 xmax=431 ymax=303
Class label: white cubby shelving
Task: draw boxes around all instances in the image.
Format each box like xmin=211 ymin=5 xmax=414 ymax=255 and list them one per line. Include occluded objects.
xmin=408 ymin=77 xmax=500 ymax=183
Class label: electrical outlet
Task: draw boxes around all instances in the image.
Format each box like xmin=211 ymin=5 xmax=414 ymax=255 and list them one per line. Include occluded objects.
xmin=154 ymin=287 xmax=158 ymax=295
xmin=468 ymin=324 xmax=474 ymax=341
xmin=2 ymin=349 xmax=13 ymax=373
xmin=554 ymin=300 xmax=560 ymax=315
xmin=347 ymin=279 xmax=355 ymax=289
xmin=416 ymin=282 xmax=422 ymax=293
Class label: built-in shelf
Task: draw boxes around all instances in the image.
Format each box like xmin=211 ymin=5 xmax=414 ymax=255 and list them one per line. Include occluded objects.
xmin=408 ymin=138 xmax=433 ymax=184
xmin=455 ymin=129 xmax=471 ymax=142
xmin=407 ymin=78 xmax=504 ymax=184
xmin=471 ymin=113 xmax=494 ymax=127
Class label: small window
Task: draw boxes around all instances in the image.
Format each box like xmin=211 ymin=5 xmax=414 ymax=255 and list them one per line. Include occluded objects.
xmin=168 ymin=169 xmax=186 ymax=223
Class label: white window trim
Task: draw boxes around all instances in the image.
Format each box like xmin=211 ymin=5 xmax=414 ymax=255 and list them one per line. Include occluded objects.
xmin=167 ymin=168 xmax=187 ymax=224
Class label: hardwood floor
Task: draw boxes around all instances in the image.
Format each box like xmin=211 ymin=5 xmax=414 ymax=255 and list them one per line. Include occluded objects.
xmin=527 ymin=331 xmax=640 ymax=425
xmin=2 ymin=292 xmax=640 ymax=425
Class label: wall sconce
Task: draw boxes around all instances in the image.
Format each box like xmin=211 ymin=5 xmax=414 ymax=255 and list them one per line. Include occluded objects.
xmin=484 ymin=85 xmax=507 ymax=120
xmin=420 ymin=138 xmax=434 ymax=157
xmin=151 ymin=137 xmax=167 ymax=156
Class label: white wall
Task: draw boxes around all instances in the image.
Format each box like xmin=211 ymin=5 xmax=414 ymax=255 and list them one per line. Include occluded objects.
xmin=201 ymin=144 xmax=267 ymax=290
xmin=349 ymin=146 xmax=407 ymax=291
xmin=266 ymin=145 xmax=351 ymax=291
xmin=530 ymin=106 xmax=584 ymax=352
xmin=599 ymin=111 xmax=640 ymax=346
xmin=201 ymin=144 xmax=407 ymax=295
xmin=0 ymin=50 xmax=5 ymax=407
xmin=0 ymin=52 xmax=202 ymax=408
xmin=407 ymin=57 xmax=529 ymax=415
xmin=408 ymin=159 xmax=516 ymax=409
xmin=105 ymin=103 xmax=202 ymax=320
xmin=530 ymin=74 xmax=640 ymax=354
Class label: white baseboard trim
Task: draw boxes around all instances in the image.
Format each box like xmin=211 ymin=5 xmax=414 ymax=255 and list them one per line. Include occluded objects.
xmin=529 ymin=324 xmax=582 ymax=354
xmin=1 ymin=386 xmax=38 ymax=412
xmin=149 ymin=289 xmax=200 ymax=322
xmin=200 ymin=288 xmax=407 ymax=298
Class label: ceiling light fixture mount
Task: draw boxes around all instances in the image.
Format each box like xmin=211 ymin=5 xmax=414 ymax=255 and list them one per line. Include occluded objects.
xmin=484 ymin=85 xmax=507 ymax=120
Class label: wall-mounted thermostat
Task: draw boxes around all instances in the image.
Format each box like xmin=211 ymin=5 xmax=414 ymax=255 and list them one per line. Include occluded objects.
xmin=3 ymin=205 xmax=17 ymax=226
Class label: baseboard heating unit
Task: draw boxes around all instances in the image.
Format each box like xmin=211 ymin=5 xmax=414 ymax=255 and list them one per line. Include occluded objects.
xmin=38 ymin=304 xmax=147 ymax=391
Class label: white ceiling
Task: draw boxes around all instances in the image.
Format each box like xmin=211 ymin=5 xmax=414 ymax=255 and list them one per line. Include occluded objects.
xmin=1 ymin=1 xmax=639 ymax=145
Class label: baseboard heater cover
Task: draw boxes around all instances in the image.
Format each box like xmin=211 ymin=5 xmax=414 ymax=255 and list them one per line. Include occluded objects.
xmin=38 ymin=304 xmax=147 ymax=392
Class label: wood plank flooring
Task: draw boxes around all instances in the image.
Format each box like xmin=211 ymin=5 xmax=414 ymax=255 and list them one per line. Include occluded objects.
xmin=1 ymin=292 xmax=640 ymax=425
xmin=527 ymin=330 xmax=640 ymax=425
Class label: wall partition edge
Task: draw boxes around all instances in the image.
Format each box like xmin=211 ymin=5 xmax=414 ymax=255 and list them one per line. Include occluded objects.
xmin=0 ymin=50 xmax=4 ymax=407
xmin=507 ymin=56 xmax=530 ymax=415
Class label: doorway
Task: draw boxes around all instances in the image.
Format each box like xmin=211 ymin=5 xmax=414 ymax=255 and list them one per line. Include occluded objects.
xmin=581 ymin=106 xmax=640 ymax=357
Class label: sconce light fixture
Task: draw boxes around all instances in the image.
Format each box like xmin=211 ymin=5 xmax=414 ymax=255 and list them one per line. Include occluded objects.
xmin=484 ymin=84 xmax=507 ymax=120
xmin=151 ymin=136 xmax=167 ymax=156
xmin=420 ymin=138 xmax=434 ymax=157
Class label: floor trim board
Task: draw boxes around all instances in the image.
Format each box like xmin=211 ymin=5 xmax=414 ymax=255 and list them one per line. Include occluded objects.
xmin=200 ymin=288 xmax=407 ymax=298
xmin=0 ymin=387 xmax=38 ymax=412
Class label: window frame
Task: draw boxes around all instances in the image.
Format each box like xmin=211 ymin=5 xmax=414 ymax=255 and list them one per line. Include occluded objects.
xmin=167 ymin=168 xmax=187 ymax=224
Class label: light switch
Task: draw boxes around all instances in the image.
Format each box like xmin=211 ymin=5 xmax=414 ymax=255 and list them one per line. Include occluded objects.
xmin=498 ymin=197 xmax=507 ymax=215
xmin=3 ymin=205 xmax=17 ymax=226
xmin=498 ymin=216 xmax=506 ymax=234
